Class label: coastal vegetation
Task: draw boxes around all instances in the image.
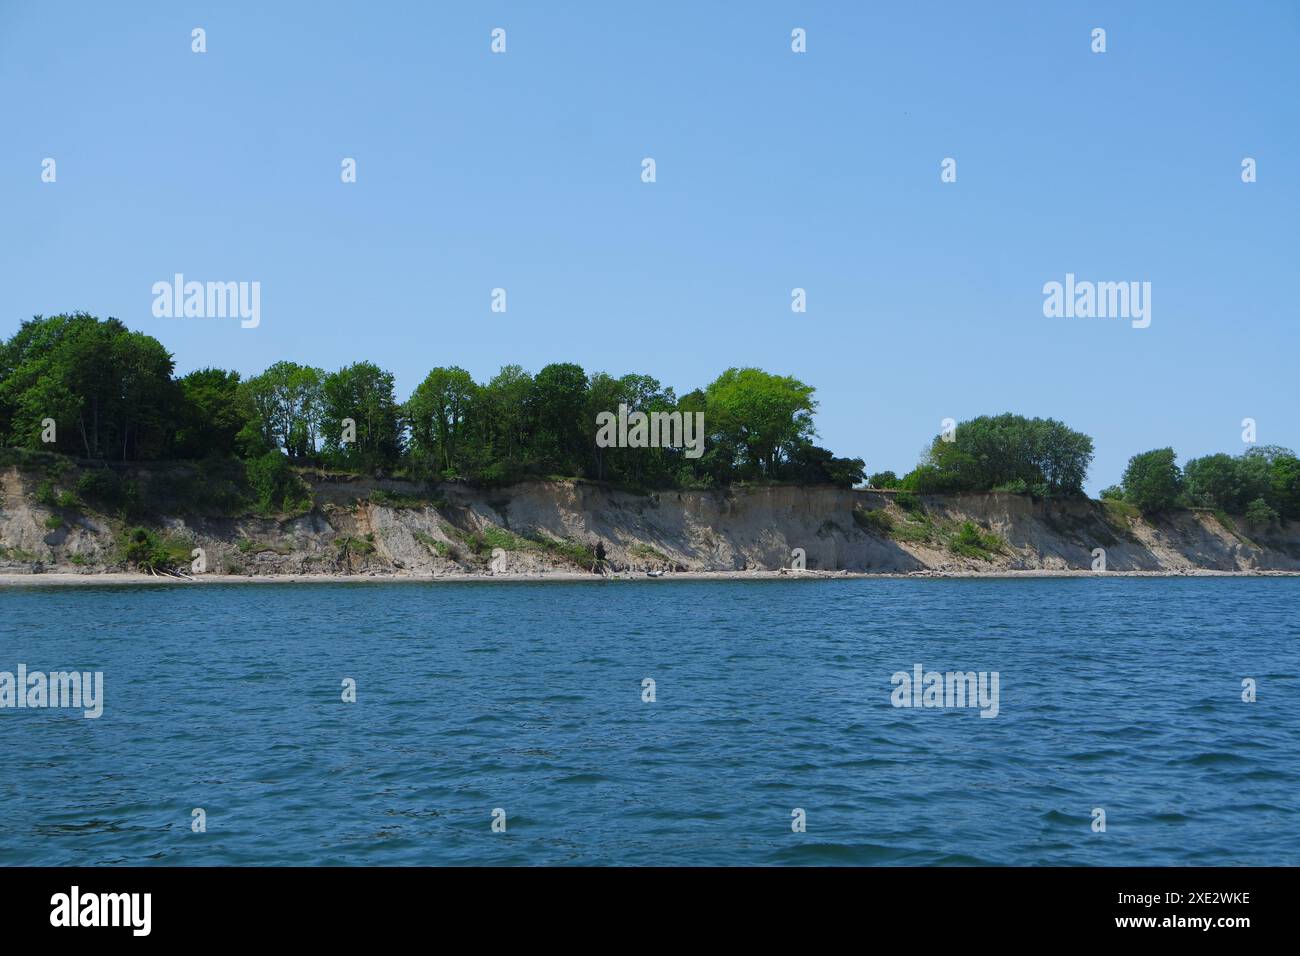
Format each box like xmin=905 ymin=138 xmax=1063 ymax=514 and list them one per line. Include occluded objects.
xmin=0 ymin=314 xmax=863 ymax=492
xmin=1112 ymin=445 xmax=1298 ymax=527
xmin=1 ymin=314 xmax=1296 ymax=532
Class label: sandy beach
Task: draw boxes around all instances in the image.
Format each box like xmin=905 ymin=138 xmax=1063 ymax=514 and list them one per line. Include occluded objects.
xmin=3 ymin=567 xmax=1298 ymax=587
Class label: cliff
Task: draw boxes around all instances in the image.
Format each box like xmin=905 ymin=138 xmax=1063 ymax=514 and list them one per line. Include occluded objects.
xmin=3 ymin=460 xmax=1299 ymax=578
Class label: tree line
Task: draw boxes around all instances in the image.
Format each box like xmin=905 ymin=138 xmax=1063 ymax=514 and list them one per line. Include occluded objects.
xmin=867 ymin=413 xmax=1095 ymax=497
xmin=4 ymin=315 xmax=1294 ymax=525
xmin=1108 ymin=446 xmax=1300 ymax=528
xmin=0 ymin=314 xmax=865 ymax=500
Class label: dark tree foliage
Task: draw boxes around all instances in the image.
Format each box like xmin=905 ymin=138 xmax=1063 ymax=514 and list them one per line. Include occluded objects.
xmin=1 ymin=317 xmax=859 ymax=489
xmin=902 ymin=413 xmax=1094 ymax=496
xmin=1121 ymin=448 xmax=1183 ymax=514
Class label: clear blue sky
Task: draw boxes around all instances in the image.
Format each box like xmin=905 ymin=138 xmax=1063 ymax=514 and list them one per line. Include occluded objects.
xmin=2 ymin=1 xmax=1296 ymax=492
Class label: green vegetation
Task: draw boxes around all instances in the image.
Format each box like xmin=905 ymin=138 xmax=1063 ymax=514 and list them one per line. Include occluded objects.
xmin=1245 ymin=497 xmax=1279 ymax=532
xmin=1121 ymin=448 xmax=1183 ymax=514
xmin=1182 ymin=446 xmax=1299 ymax=520
xmin=949 ymin=521 xmax=1006 ymax=560
xmin=43 ymin=514 xmax=63 ymax=530
xmin=118 ymin=526 xmax=192 ymax=571
xmin=0 ymin=315 xmax=862 ymax=492
xmin=853 ymin=506 xmax=893 ymax=535
xmin=334 ymin=535 xmax=376 ymax=558
xmin=1117 ymin=445 xmax=1299 ymax=520
xmin=438 ymin=520 xmax=596 ymax=568
xmin=894 ymin=490 xmax=923 ymax=514
xmin=412 ymin=530 xmax=450 ymax=557
xmin=2 ymin=316 xmax=1296 ymax=533
xmin=245 ymin=450 xmax=311 ymax=514
xmin=629 ymin=543 xmax=669 ymax=563
xmin=34 ymin=480 xmax=57 ymax=507
xmin=369 ymin=488 xmax=444 ymax=509
xmin=900 ymin=414 xmax=1093 ymax=496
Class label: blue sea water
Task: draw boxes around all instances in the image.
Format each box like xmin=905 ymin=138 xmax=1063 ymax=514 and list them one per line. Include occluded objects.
xmin=0 ymin=577 xmax=1296 ymax=866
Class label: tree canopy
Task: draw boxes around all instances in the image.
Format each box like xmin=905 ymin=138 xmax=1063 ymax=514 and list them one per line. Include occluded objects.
xmin=0 ymin=313 xmax=862 ymax=489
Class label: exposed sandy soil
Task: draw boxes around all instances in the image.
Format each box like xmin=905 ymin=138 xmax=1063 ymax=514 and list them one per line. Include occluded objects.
xmin=4 ymin=466 xmax=1299 ymax=583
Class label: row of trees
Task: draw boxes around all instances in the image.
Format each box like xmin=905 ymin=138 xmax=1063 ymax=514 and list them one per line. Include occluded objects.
xmin=0 ymin=314 xmax=865 ymax=489
xmin=869 ymin=414 xmax=1096 ymax=496
xmin=1110 ymin=446 xmax=1300 ymax=526
xmin=4 ymin=315 xmax=1295 ymax=522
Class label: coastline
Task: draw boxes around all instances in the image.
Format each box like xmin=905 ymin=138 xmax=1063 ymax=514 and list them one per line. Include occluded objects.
xmin=4 ymin=568 xmax=1299 ymax=587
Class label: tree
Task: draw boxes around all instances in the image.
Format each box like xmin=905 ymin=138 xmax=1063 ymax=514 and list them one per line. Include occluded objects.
xmin=0 ymin=313 xmax=178 ymax=460
xmin=529 ymin=363 xmax=589 ymax=476
xmin=704 ymin=368 xmax=816 ymax=478
xmin=172 ymin=368 xmax=250 ymax=459
xmin=405 ymin=366 xmax=477 ymax=476
xmin=1244 ymin=497 xmax=1279 ymax=531
xmin=782 ymin=441 xmax=865 ymax=487
xmin=904 ymin=414 xmax=1094 ymax=495
xmin=1121 ymin=448 xmax=1183 ymax=514
xmin=321 ymin=362 xmax=404 ymax=473
xmin=1267 ymin=452 xmax=1300 ymax=520
xmin=869 ymin=471 xmax=899 ymax=488
xmin=239 ymin=361 xmax=324 ymax=461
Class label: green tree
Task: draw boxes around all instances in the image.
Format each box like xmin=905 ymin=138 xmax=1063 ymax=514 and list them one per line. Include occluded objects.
xmin=704 ymin=368 xmax=816 ymax=478
xmin=321 ymin=362 xmax=404 ymax=472
xmin=405 ymin=366 xmax=477 ymax=476
xmin=1267 ymin=452 xmax=1300 ymax=520
xmin=0 ymin=313 xmax=178 ymax=460
xmin=904 ymin=414 xmax=1093 ymax=495
xmin=1121 ymin=448 xmax=1183 ymax=514
xmin=1244 ymin=496 xmax=1279 ymax=531
xmin=172 ymin=368 xmax=250 ymax=459
xmin=529 ymin=363 xmax=589 ymax=476
xmin=238 ymin=361 xmax=324 ymax=461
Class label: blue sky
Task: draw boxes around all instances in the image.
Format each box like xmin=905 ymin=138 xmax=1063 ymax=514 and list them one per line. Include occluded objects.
xmin=2 ymin=1 xmax=1296 ymax=492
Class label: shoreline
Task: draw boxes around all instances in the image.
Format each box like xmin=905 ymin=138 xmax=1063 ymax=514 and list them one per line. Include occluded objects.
xmin=3 ymin=568 xmax=1298 ymax=588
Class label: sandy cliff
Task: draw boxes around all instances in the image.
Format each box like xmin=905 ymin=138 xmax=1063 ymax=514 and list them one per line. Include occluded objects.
xmin=3 ymin=464 xmax=1298 ymax=579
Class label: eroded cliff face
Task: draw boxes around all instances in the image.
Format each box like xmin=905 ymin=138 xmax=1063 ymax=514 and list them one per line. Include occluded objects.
xmin=3 ymin=465 xmax=1299 ymax=577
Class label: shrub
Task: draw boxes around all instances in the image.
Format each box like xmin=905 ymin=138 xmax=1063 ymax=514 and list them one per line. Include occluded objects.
xmin=853 ymin=506 xmax=893 ymax=534
xmin=992 ymin=478 xmax=1028 ymax=494
xmin=334 ymin=535 xmax=376 ymax=557
xmin=894 ymin=490 xmax=923 ymax=514
xmin=34 ymin=480 xmax=58 ymax=507
xmin=1099 ymin=485 xmax=1125 ymax=501
xmin=868 ymin=471 xmax=900 ymax=489
xmin=120 ymin=526 xmax=168 ymax=570
xmin=43 ymin=514 xmax=63 ymax=530
xmin=1244 ymin=497 xmax=1279 ymax=531
xmin=1121 ymin=448 xmax=1183 ymax=514
xmin=246 ymin=451 xmax=311 ymax=514
xmin=74 ymin=469 xmax=139 ymax=513
xmin=949 ymin=521 xmax=1005 ymax=560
